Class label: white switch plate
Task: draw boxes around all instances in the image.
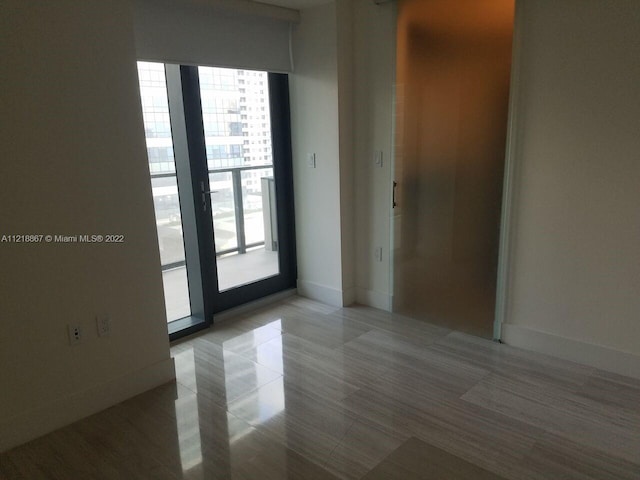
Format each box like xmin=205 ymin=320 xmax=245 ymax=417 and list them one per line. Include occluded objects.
xmin=96 ymin=315 xmax=111 ymax=337
xmin=307 ymin=153 xmax=316 ymax=168
xmin=374 ymin=150 xmax=383 ymax=167
xmin=375 ymin=247 xmax=383 ymax=262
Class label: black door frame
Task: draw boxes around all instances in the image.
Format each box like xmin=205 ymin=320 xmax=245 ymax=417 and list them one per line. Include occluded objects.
xmin=167 ymin=66 xmax=296 ymax=340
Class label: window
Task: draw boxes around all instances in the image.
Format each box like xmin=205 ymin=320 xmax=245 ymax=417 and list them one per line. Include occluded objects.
xmin=137 ymin=62 xmax=295 ymax=336
xmin=137 ymin=61 xmax=190 ymax=323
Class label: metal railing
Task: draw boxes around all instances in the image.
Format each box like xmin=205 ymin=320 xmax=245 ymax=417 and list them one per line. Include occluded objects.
xmin=155 ymin=164 xmax=273 ymax=273
xmin=209 ymin=164 xmax=273 ymax=256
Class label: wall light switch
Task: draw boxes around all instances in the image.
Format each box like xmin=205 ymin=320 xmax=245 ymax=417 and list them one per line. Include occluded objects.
xmin=374 ymin=150 xmax=383 ymax=167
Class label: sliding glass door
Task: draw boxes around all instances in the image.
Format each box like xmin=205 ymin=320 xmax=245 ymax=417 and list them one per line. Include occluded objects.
xmin=137 ymin=63 xmax=296 ymax=338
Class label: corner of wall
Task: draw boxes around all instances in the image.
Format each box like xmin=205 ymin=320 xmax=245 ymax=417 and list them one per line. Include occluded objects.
xmin=356 ymin=287 xmax=392 ymax=311
xmin=297 ymin=279 xmax=347 ymax=307
xmin=0 ymin=358 xmax=175 ymax=453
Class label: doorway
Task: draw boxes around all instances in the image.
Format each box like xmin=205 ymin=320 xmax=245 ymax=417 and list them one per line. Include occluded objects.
xmin=137 ymin=62 xmax=296 ymax=339
xmin=393 ymin=0 xmax=515 ymax=338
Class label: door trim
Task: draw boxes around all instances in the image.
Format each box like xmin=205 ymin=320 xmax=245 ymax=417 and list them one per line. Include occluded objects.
xmin=493 ymin=0 xmax=523 ymax=341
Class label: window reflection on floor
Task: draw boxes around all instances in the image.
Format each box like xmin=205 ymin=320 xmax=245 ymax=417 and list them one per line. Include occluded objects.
xmin=222 ymin=324 xmax=285 ymax=427
xmin=174 ymin=349 xmax=203 ymax=471
xmin=172 ymin=324 xmax=285 ymax=472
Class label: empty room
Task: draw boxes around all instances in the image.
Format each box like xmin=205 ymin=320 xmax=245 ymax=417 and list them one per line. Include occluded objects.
xmin=1 ymin=0 xmax=639 ymax=479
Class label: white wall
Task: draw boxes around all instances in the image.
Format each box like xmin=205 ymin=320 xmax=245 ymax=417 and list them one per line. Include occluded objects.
xmin=0 ymin=0 xmax=174 ymax=451
xmin=336 ymin=0 xmax=356 ymax=305
xmin=353 ymin=0 xmax=396 ymax=310
xmin=502 ymin=0 xmax=640 ymax=378
xmin=290 ymin=0 xmax=395 ymax=310
xmin=289 ymin=2 xmax=348 ymax=306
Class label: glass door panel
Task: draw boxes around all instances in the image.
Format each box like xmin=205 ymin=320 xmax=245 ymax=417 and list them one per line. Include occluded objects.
xmin=137 ymin=61 xmax=295 ymax=334
xmin=208 ymin=171 xmax=238 ymax=253
xmin=151 ymin=177 xmax=184 ymax=265
xmin=242 ymin=167 xmax=276 ymax=246
xmin=199 ymin=67 xmax=280 ymax=291
xmin=137 ymin=61 xmax=191 ymax=323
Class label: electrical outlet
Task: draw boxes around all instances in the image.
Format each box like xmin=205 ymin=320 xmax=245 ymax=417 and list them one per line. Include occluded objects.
xmin=96 ymin=315 xmax=111 ymax=337
xmin=68 ymin=324 xmax=83 ymax=345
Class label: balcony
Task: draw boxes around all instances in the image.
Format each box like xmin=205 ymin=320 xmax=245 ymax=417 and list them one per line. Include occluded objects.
xmin=162 ymin=248 xmax=278 ymax=321
xmin=153 ymin=165 xmax=279 ymax=323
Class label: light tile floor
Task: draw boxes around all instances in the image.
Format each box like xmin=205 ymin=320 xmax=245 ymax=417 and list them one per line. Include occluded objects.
xmin=2 ymin=296 xmax=639 ymax=479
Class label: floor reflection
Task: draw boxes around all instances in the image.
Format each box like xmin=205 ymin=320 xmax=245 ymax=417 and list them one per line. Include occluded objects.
xmin=228 ymin=377 xmax=286 ymax=426
xmin=172 ymin=323 xmax=286 ymax=476
xmin=174 ymin=349 xmax=203 ymax=472
xmin=221 ymin=321 xmax=285 ymax=427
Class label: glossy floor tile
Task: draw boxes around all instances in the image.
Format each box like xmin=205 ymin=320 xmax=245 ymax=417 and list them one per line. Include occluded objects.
xmin=462 ymin=372 xmax=640 ymax=463
xmin=2 ymin=296 xmax=639 ymax=479
xmin=362 ymin=437 xmax=508 ymax=480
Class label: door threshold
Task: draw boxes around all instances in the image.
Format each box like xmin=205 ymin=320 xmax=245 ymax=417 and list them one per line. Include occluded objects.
xmin=168 ymin=315 xmax=207 ymax=341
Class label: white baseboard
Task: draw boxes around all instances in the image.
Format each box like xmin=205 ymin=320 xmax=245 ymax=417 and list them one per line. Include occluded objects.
xmin=501 ymin=324 xmax=640 ymax=380
xmin=297 ymin=279 xmax=347 ymax=307
xmin=0 ymin=357 xmax=176 ymax=453
xmin=342 ymin=286 xmax=356 ymax=306
xmin=356 ymin=287 xmax=392 ymax=311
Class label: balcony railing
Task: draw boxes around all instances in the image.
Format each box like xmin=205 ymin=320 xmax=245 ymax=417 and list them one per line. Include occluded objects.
xmin=151 ymin=164 xmax=274 ymax=273
xmin=208 ymin=164 xmax=274 ymax=256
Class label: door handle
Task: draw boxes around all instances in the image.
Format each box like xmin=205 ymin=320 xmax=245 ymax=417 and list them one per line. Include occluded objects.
xmin=393 ymin=181 xmax=398 ymax=208
xmin=200 ymin=182 xmax=218 ymax=212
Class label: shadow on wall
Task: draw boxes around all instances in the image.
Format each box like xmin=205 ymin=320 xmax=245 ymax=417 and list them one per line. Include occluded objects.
xmin=393 ymin=0 xmax=515 ymax=338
